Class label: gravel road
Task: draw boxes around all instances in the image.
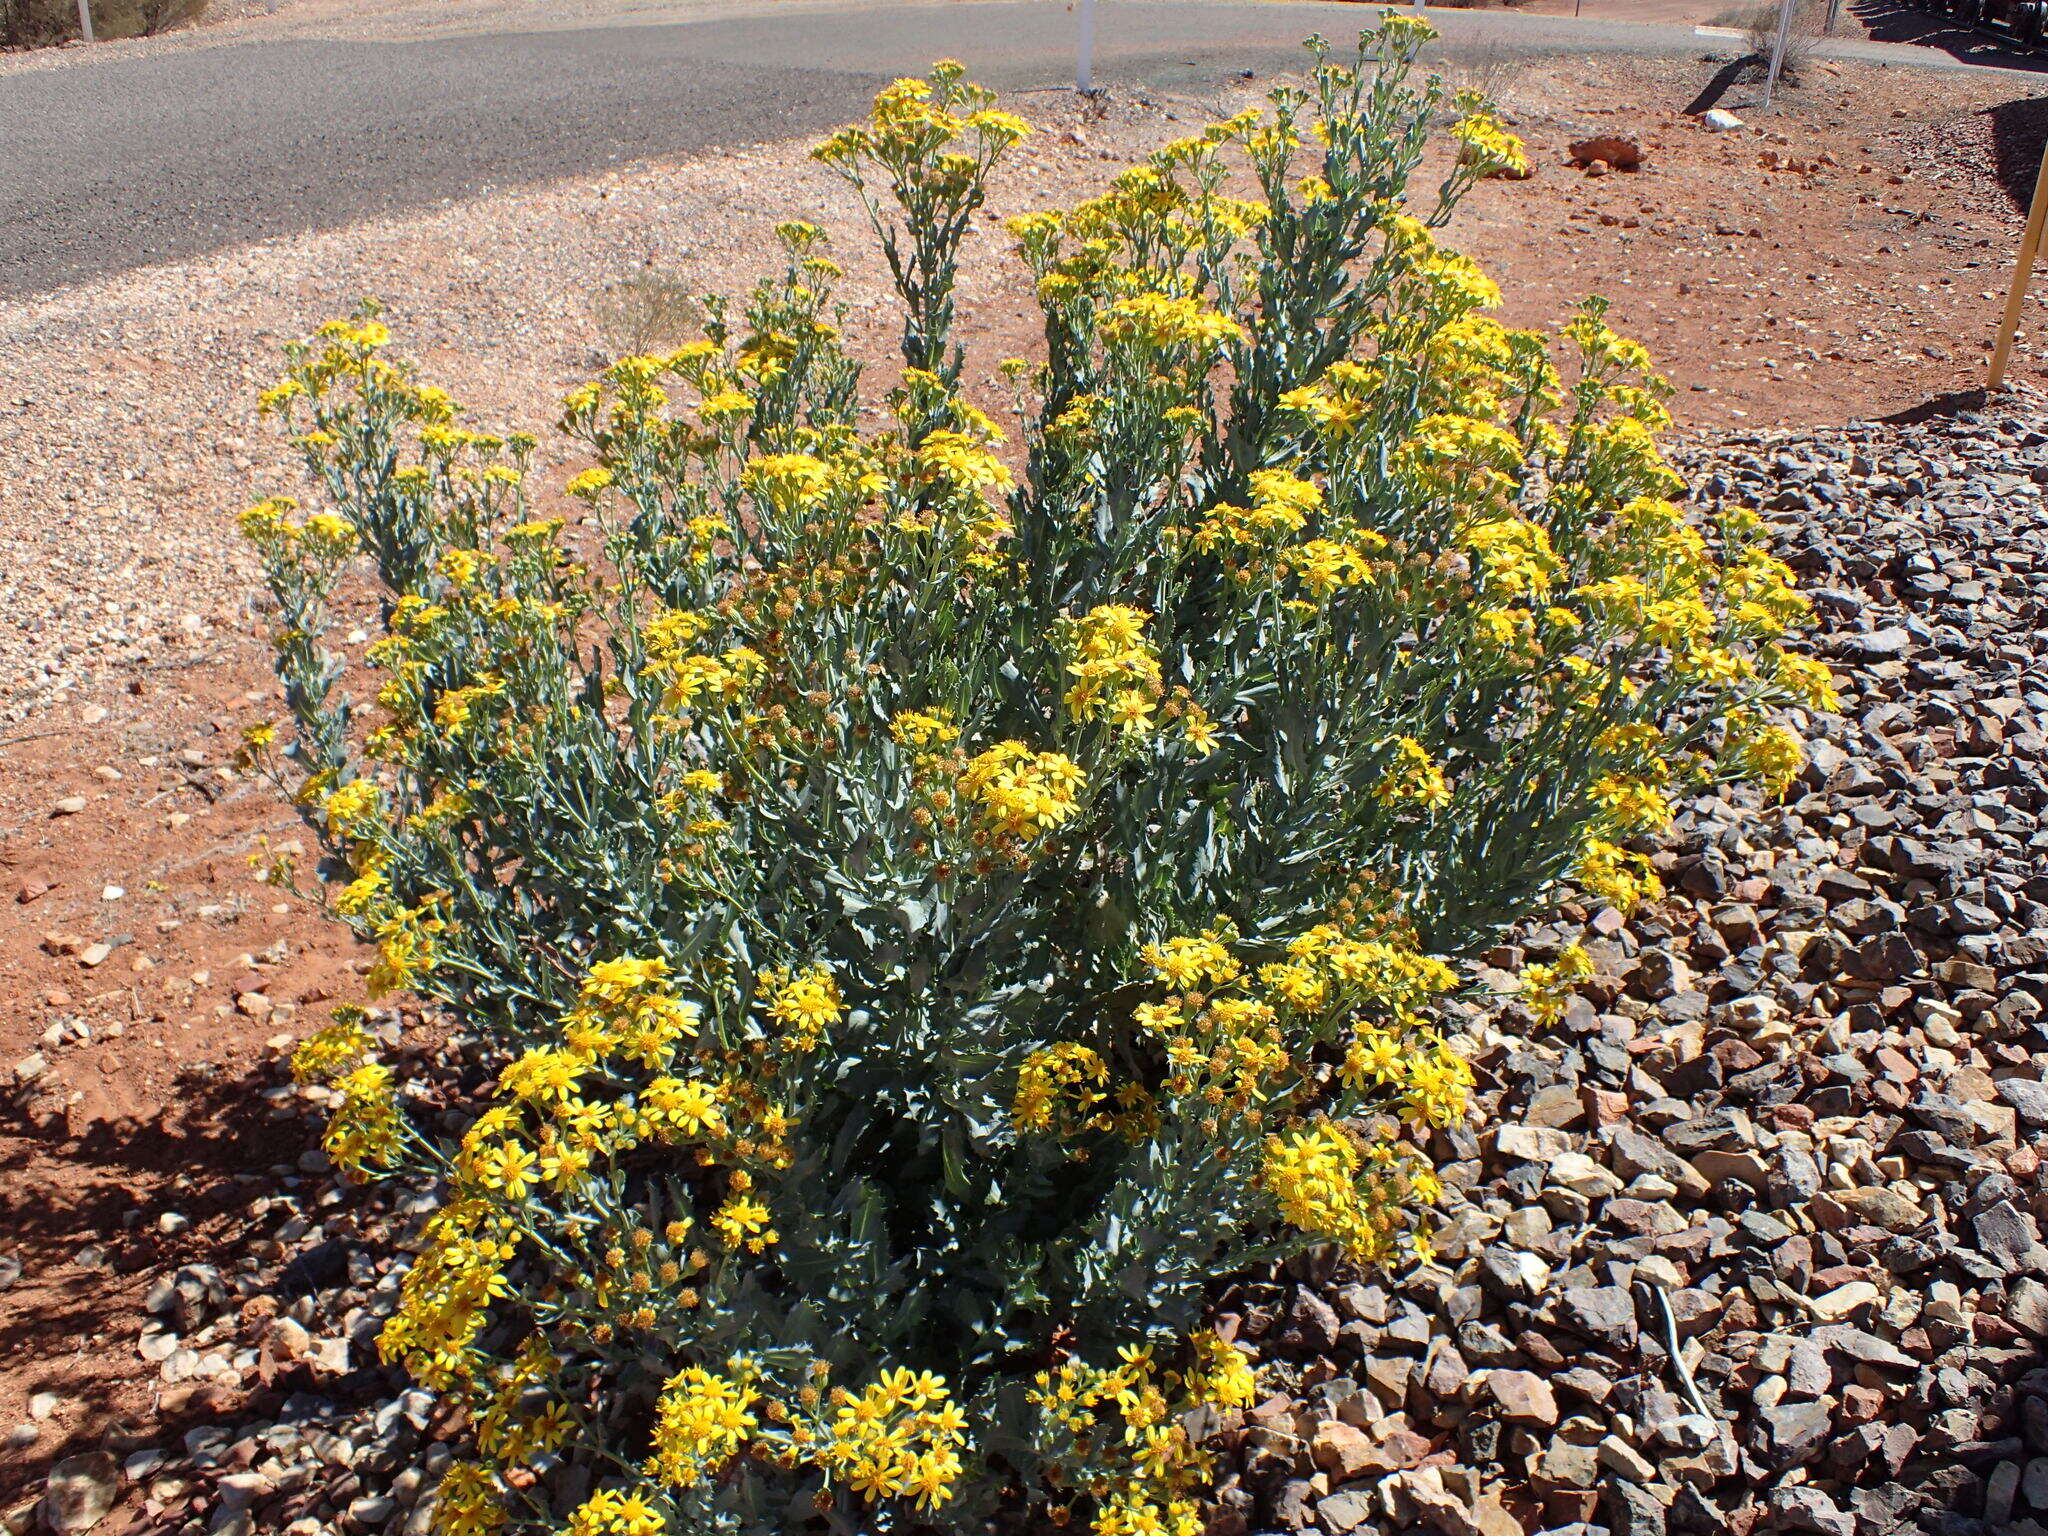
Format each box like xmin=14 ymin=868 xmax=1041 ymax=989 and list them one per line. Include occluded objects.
xmin=3 ymin=0 xmax=2043 ymax=300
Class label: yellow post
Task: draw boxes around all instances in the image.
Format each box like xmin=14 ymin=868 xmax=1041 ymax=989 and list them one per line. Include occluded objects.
xmin=1988 ymin=136 xmax=2048 ymax=393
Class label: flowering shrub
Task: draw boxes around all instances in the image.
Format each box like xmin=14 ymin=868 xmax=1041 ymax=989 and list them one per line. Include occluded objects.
xmin=244 ymin=21 xmax=1828 ymax=1536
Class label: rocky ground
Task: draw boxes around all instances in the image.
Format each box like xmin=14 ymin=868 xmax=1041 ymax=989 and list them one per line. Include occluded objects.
xmin=1216 ymin=394 xmax=2048 ymax=1536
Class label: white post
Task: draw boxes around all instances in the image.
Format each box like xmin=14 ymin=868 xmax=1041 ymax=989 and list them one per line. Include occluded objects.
xmin=75 ymin=0 xmax=94 ymax=42
xmin=1762 ymin=0 xmax=1795 ymax=110
xmin=1077 ymin=0 xmax=1094 ymax=94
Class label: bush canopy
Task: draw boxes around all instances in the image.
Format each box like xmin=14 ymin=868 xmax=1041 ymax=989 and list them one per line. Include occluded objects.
xmin=245 ymin=21 xmax=1826 ymax=1536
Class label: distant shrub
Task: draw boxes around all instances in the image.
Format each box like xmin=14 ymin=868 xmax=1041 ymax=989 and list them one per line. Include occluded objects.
xmin=594 ymin=266 xmax=710 ymax=361
xmin=1712 ymin=0 xmax=1828 ymax=81
xmin=244 ymin=20 xmax=1825 ymax=1536
xmin=1 ymin=0 xmax=75 ymax=47
xmin=124 ymin=0 xmax=207 ymax=37
xmin=1 ymin=0 xmax=206 ymax=47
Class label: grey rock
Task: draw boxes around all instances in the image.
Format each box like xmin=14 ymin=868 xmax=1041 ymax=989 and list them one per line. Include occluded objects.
xmin=1557 ymin=1284 xmax=1637 ymax=1347
xmin=1767 ymin=1485 xmax=1855 ymax=1536
xmin=1605 ymin=1480 xmax=1668 ymax=1536
xmin=1972 ymin=1201 xmax=2047 ymax=1276
xmin=41 ymin=1452 xmax=120 ymax=1534
xmin=1995 ymin=1075 xmax=2048 ymax=1127
xmin=1757 ymin=1400 xmax=1833 ymax=1466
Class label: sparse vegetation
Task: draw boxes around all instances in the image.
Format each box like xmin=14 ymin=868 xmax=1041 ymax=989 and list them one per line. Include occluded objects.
xmin=593 ymin=264 xmax=710 ymax=359
xmin=1713 ymin=0 xmax=1831 ymax=83
xmin=1 ymin=0 xmax=206 ymax=47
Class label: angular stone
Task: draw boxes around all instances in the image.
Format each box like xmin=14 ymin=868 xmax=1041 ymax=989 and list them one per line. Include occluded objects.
xmin=1476 ymin=1247 xmax=1550 ymax=1302
xmin=1272 ymin=1478 xmax=1318 ymax=1531
xmin=1526 ymin=1083 xmax=1586 ymax=1128
xmin=1607 ymin=1479 xmax=1669 ymax=1536
xmin=1689 ymin=1148 xmax=1770 ymax=1189
xmin=1483 ymin=1369 xmax=1558 ymax=1426
xmin=1832 ymin=1186 xmax=1923 ymax=1233
xmin=1315 ymin=1488 xmax=1375 ymax=1534
xmin=1758 ymin=1400 xmax=1833 ymax=1466
xmin=1973 ymin=1201 xmax=2047 ymax=1275
xmin=1608 ymin=1126 xmax=1712 ymax=1198
xmin=1533 ymin=1437 xmax=1600 ymax=1490
xmin=1495 ymin=1125 xmax=1574 ymax=1163
xmin=1996 ymin=1075 xmax=2048 ymax=1127
xmin=1768 ymin=1485 xmax=1855 ymax=1536
xmin=1806 ymin=1281 xmax=1881 ymax=1322
xmin=1286 ymin=1287 xmax=1342 ymax=1352
xmin=2007 ymin=1277 xmax=2048 ymax=1338
xmin=1559 ymin=1285 xmax=1637 ymax=1347
xmin=1310 ymin=1421 xmax=1376 ymax=1482
xmin=1596 ymin=1435 xmax=1658 ymax=1482
xmin=1549 ymin=1151 xmax=1625 ymax=1198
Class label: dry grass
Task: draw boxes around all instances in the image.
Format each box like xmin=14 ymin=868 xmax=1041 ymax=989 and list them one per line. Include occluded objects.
xmin=591 ymin=264 xmax=707 ymax=359
xmin=1709 ymin=0 xmax=1833 ymax=82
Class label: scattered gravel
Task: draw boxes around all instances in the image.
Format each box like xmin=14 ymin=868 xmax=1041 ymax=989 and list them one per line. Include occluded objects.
xmin=1214 ymin=390 xmax=2048 ymax=1536
xmin=8 ymin=1019 xmax=468 ymax=1536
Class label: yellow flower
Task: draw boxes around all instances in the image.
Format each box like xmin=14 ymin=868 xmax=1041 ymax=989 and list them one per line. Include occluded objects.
xmin=1735 ymin=721 xmax=1806 ymax=795
xmin=1452 ymin=113 xmax=1530 ymax=178
xmin=820 ymin=1368 xmax=969 ymax=1511
xmin=1013 ymin=1041 xmax=1109 ymax=1136
xmin=711 ymin=1195 xmax=776 ymax=1252
xmin=640 ymin=1075 xmax=726 ymax=1137
xmin=1772 ymin=649 xmax=1840 ymax=712
xmin=890 ymin=708 xmax=959 ymax=748
xmin=1374 ymin=737 xmax=1451 ymax=811
xmin=1519 ymin=941 xmax=1594 ymax=1026
xmin=744 ymin=452 xmax=834 ymax=509
xmin=1589 ymin=774 xmax=1674 ymax=833
xmin=957 ymin=742 xmax=1085 ymax=845
xmin=1100 ymin=291 xmax=1247 ymax=351
xmin=1062 ymin=605 xmax=1163 ymax=731
xmin=469 ymin=1140 xmax=538 ymax=1200
xmin=1261 ymin=1121 xmax=1380 ymax=1255
xmin=765 ymin=966 xmax=841 ymax=1051
xmin=1576 ymin=838 xmax=1662 ymax=912
xmin=322 ymin=779 xmax=382 ymax=835
xmin=1139 ymin=934 xmax=1239 ymax=990
xmin=645 ymin=1366 xmax=758 ymax=1487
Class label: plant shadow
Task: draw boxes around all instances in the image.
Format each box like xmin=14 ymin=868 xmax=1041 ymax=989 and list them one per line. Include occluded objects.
xmin=0 ymin=1056 xmax=315 ymax=1508
xmin=1845 ymin=0 xmax=2048 ymax=68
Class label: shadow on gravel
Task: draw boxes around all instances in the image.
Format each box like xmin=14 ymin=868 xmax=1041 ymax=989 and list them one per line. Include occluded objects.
xmin=0 ymin=1060 xmax=314 ymax=1504
xmin=1683 ymin=56 xmax=1761 ymax=116
xmin=1883 ymin=388 xmax=1995 ymax=425
xmin=1983 ymin=96 xmax=2048 ymax=210
xmin=1845 ymin=0 xmax=2048 ymax=69
xmin=1927 ymin=1332 xmax=2048 ymax=1533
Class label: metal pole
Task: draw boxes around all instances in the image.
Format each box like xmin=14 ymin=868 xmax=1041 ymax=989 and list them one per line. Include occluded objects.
xmin=1077 ymin=0 xmax=1094 ymax=94
xmin=1761 ymin=0 xmax=1795 ymax=110
xmin=75 ymin=0 xmax=94 ymax=42
xmin=1989 ymin=136 xmax=2048 ymax=391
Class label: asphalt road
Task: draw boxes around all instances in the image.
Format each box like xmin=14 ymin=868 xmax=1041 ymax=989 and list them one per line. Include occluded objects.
xmin=0 ymin=0 xmax=2037 ymax=301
